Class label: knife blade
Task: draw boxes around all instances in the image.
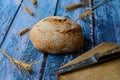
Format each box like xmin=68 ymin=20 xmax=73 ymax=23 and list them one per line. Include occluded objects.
xmin=51 ymin=47 xmax=120 ymax=75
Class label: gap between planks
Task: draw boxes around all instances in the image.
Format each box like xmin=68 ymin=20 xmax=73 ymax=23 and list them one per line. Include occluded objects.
xmin=39 ymin=0 xmax=60 ymax=80
xmin=91 ymin=0 xmax=96 ymax=47
xmin=41 ymin=0 xmax=95 ymax=80
xmin=0 ymin=0 xmax=24 ymax=47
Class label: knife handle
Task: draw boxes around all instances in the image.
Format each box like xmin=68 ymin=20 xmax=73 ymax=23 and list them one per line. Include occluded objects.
xmin=94 ymin=47 xmax=120 ymax=62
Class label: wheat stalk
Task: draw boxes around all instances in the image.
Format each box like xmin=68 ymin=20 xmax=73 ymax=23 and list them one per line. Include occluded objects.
xmin=66 ymin=0 xmax=99 ymax=10
xmin=79 ymin=0 xmax=109 ymax=19
xmin=66 ymin=3 xmax=83 ymax=10
xmin=0 ymin=49 xmax=33 ymax=71
xmin=92 ymin=0 xmax=109 ymax=10
xmin=17 ymin=0 xmax=34 ymax=15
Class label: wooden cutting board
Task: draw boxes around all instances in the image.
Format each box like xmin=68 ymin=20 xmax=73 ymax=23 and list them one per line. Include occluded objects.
xmin=57 ymin=42 xmax=120 ymax=80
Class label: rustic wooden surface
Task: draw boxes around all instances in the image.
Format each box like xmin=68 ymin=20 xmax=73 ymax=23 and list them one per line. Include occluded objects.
xmin=0 ymin=0 xmax=119 ymax=80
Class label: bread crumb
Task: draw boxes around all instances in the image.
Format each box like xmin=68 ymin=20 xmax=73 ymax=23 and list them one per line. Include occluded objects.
xmin=24 ymin=54 xmax=32 ymax=56
xmin=15 ymin=48 xmax=19 ymax=50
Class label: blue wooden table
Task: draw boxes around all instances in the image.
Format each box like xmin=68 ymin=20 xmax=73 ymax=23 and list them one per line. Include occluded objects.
xmin=0 ymin=0 xmax=120 ymax=80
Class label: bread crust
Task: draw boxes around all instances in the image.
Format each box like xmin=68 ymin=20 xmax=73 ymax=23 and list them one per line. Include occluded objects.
xmin=30 ymin=16 xmax=84 ymax=54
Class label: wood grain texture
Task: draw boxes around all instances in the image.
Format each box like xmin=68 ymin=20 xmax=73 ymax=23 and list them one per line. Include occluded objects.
xmin=42 ymin=0 xmax=94 ymax=80
xmin=0 ymin=0 xmax=57 ymax=80
xmin=93 ymin=0 xmax=120 ymax=45
xmin=0 ymin=0 xmax=21 ymax=46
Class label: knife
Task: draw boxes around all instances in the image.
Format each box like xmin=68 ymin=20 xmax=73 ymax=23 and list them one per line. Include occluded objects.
xmin=51 ymin=47 xmax=120 ymax=75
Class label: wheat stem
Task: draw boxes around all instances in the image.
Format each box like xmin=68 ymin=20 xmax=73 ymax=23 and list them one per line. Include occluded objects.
xmin=0 ymin=49 xmax=13 ymax=62
xmin=66 ymin=0 xmax=100 ymax=10
xmin=13 ymin=64 xmax=24 ymax=80
xmin=17 ymin=0 xmax=34 ymax=15
xmin=0 ymin=49 xmax=24 ymax=80
xmin=0 ymin=49 xmax=33 ymax=72
xmin=66 ymin=3 xmax=83 ymax=10
xmin=92 ymin=0 xmax=109 ymax=10
xmin=17 ymin=0 xmax=25 ymax=7
xmin=79 ymin=0 xmax=109 ymax=21
xmin=24 ymin=7 xmax=34 ymax=15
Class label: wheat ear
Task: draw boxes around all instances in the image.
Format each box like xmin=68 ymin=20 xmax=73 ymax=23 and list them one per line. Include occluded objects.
xmin=0 ymin=49 xmax=24 ymax=80
xmin=79 ymin=0 xmax=109 ymax=19
xmin=0 ymin=49 xmax=33 ymax=72
xmin=18 ymin=27 xmax=30 ymax=36
xmin=17 ymin=0 xmax=34 ymax=15
xmin=32 ymin=0 xmax=37 ymax=5
xmin=80 ymin=10 xmax=93 ymax=19
xmin=66 ymin=3 xmax=83 ymax=10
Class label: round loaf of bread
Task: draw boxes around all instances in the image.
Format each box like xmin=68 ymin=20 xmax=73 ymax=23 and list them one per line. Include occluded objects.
xmin=30 ymin=16 xmax=84 ymax=54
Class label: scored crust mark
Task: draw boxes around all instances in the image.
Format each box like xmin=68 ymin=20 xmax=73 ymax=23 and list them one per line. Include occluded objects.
xmin=61 ymin=27 xmax=82 ymax=34
xmin=43 ymin=18 xmax=72 ymax=25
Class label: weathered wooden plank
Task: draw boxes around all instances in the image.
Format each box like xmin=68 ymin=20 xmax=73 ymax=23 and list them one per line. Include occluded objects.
xmin=94 ymin=0 xmax=120 ymax=45
xmin=42 ymin=0 xmax=94 ymax=80
xmin=0 ymin=0 xmax=57 ymax=80
xmin=0 ymin=0 xmax=22 ymax=46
